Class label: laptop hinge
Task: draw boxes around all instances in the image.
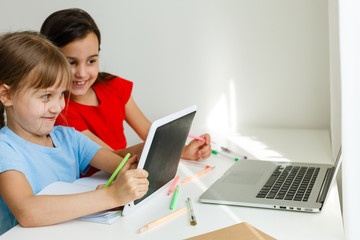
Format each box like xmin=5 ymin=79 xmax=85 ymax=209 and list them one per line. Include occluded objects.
xmin=317 ymin=167 xmax=333 ymax=203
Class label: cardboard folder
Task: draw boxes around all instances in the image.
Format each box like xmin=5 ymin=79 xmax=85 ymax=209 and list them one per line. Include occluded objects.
xmin=185 ymin=222 xmax=276 ymax=240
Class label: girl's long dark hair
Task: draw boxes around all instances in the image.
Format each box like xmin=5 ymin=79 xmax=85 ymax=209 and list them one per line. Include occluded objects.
xmin=40 ymin=8 xmax=114 ymax=82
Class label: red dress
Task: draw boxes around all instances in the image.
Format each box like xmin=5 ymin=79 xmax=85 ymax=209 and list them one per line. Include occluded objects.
xmin=56 ymin=74 xmax=133 ymax=176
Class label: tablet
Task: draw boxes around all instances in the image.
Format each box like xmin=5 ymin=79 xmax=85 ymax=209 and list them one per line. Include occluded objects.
xmin=121 ymin=105 xmax=197 ymax=215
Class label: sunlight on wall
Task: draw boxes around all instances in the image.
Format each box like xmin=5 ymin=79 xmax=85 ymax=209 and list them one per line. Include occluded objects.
xmin=228 ymin=79 xmax=237 ymax=130
xmin=206 ymin=79 xmax=237 ymax=132
xmin=206 ymin=79 xmax=288 ymax=162
xmin=206 ymin=94 xmax=229 ymax=130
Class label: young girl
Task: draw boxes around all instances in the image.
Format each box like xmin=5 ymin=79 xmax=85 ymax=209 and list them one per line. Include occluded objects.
xmin=0 ymin=31 xmax=148 ymax=235
xmin=40 ymin=8 xmax=212 ymax=176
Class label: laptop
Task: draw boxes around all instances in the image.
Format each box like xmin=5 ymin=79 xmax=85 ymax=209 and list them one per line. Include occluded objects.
xmin=199 ymin=147 xmax=342 ymax=212
xmin=122 ymin=105 xmax=197 ymax=215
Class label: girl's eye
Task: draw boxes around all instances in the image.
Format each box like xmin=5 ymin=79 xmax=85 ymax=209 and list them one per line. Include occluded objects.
xmin=42 ymin=94 xmax=51 ymax=100
xmin=68 ymin=60 xmax=76 ymax=65
xmin=88 ymin=59 xmax=96 ymax=64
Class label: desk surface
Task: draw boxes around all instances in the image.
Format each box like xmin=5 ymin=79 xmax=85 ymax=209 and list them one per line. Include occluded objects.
xmin=1 ymin=128 xmax=344 ymax=240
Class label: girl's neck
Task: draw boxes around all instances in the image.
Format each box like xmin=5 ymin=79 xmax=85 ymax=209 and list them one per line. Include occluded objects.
xmin=7 ymin=124 xmax=54 ymax=147
xmin=70 ymin=87 xmax=100 ymax=106
xmin=32 ymin=134 xmax=55 ymax=148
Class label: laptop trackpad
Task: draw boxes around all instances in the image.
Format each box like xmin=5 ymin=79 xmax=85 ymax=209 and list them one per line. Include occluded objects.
xmin=223 ymin=171 xmax=263 ymax=185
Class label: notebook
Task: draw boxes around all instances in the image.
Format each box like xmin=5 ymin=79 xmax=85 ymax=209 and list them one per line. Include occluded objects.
xmin=122 ymin=105 xmax=197 ymax=215
xmin=37 ymin=171 xmax=121 ymax=224
xmin=199 ymin=147 xmax=342 ymax=212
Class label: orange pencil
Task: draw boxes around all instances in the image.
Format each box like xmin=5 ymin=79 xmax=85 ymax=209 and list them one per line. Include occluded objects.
xmin=138 ymin=207 xmax=187 ymax=233
xmin=181 ymin=166 xmax=215 ymax=183
xmin=168 ymin=176 xmax=180 ymax=195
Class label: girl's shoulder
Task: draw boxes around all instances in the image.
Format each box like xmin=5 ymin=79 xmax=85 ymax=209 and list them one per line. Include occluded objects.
xmin=52 ymin=126 xmax=80 ymax=138
xmin=0 ymin=127 xmax=12 ymax=145
xmin=51 ymin=126 xmax=101 ymax=157
xmin=94 ymin=72 xmax=133 ymax=95
xmin=97 ymin=72 xmax=133 ymax=87
xmin=0 ymin=126 xmax=20 ymax=144
xmin=51 ymin=126 xmax=90 ymax=147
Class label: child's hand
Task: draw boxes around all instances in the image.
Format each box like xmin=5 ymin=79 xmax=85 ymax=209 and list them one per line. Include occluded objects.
xmin=110 ymin=159 xmax=149 ymax=206
xmin=96 ymin=184 xmax=105 ymax=190
xmin=129 ymin=155 xmax=139 ymax=169
xmin=182 ymin=133 xmax=212 ymax=160
xmin=95 ymin=155 xmax=139 ymax=190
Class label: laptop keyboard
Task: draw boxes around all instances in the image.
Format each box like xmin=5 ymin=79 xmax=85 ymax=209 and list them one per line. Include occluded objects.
xmin=256 ymin=165 xmax=320 ymax=201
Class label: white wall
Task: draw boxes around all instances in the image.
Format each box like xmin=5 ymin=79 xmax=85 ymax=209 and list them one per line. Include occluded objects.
xmin=328 ymin=0 xmax=342 ymax=211
xmin=0 ymin=0 xmax=330 ymax=145
xmin=339 ymin=0 xmax=360 ymax=239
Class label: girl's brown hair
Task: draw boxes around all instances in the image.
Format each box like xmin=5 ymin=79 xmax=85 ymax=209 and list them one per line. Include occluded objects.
xmin=41 ymin=8 xmax=115 ymax=83
xmin=0 ymin=31 xmax=72 ymax=128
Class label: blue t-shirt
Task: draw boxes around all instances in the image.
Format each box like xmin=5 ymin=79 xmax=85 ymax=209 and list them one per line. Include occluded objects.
xmin=0 ymin=126 xmax=101 ymax=235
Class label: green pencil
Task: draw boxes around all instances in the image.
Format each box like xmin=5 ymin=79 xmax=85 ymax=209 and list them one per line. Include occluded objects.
xmin=170 ymin=185 xmax=179 ymax=210
xmin=104 ymin=153 xmax=131 ymax=188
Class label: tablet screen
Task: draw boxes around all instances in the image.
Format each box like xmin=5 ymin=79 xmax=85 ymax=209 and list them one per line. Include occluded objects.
xmin=121 ymin=105 xmax=196 ymax=215
xmin=134 ymin=111 xmax=196 ymax=204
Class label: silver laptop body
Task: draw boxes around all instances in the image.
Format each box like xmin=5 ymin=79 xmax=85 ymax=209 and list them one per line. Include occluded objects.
xmin=199 ymin=148 xmax=342 ymax=212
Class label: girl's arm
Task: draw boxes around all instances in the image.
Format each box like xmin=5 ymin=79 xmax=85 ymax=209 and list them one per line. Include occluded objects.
xmin=0 ymin=150 xmax=148 ymax=228
xmin=113 ymin=142 xmax=144 ymax=159
xmin=81 ymin=130 xmax=144 ymax=159
xmin=124 ymin=96 xmax=151 ymax=141
xmin=89 ymin=148 xmax=138 ymax=174
xmin=81 ymin=129 xmax=113 ymax=151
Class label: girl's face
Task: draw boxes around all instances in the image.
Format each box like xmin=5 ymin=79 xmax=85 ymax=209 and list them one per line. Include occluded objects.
xmin=61 ymin=32 xmax=99 ymax=100
xmin=5 ymin=78 xmax=67 ymax=143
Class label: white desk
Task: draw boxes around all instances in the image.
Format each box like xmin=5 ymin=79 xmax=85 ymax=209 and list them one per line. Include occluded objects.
xmin=1 ymin=128 xmax=344 ymax=240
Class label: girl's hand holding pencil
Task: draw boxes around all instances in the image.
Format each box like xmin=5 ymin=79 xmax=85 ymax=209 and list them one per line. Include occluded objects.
xmin=182 ymin=134 xmax=212 ymax=160
xmin=103 ymin=154 xmax=149 ymax=206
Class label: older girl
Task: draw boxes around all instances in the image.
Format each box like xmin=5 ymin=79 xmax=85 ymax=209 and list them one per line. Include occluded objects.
xmin=40 ymin=8 xmax=212 ymax=176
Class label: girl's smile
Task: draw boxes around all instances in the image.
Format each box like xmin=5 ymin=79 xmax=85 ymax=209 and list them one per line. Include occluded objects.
xmin=42 ymin=115 xmax=57 ymax=121
xmin=4 ymin=77 xmax=68 ymax=146
xmin=73 ymin=80 xmax=87 ymax=87
xmin=61 ymin=32 xmax=99 ymax=105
